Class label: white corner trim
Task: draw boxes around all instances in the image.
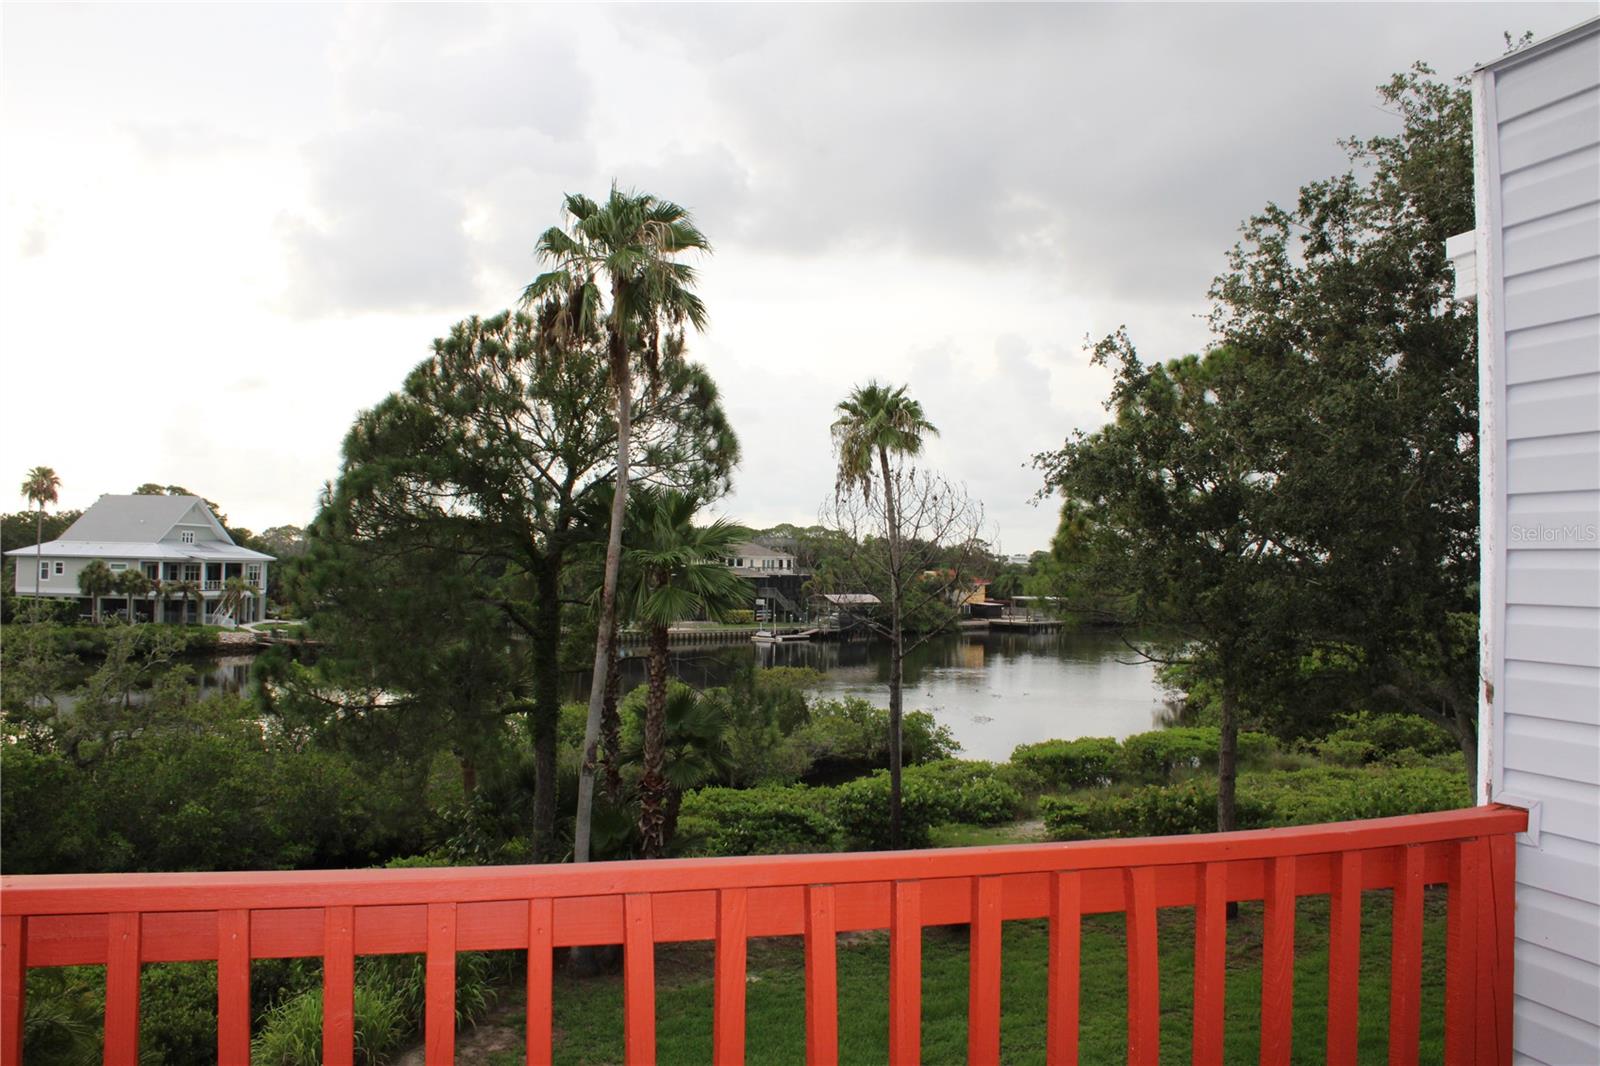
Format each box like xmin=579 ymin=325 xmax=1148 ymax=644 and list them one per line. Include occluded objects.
xmin=1494 ymin=793 xmax=1543 ymax=847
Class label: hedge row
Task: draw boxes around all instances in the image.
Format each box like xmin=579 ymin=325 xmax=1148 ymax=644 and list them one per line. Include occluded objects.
xmin=677 ymin=759 xmax=1025 ymax=855
xmin=1010 ymin=727 xmax=1276 ymax=791
xmin=1039 ymin=766 xmax=1470 ymax=841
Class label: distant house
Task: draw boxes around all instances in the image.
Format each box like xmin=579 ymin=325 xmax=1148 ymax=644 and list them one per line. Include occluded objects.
xmin=722 ymin=541 xmax=804 ymax=620
xmin=722 ymin=541 xmax=797 ymax=573
xmin=6 ymin=494 xmax=273 ymax=625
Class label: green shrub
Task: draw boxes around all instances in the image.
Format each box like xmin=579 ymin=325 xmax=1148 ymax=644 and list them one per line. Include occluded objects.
xmin=1038 ymin=794 xmax=1131 ymax=841
xmin=676 ymin=787 xmax=840 ymax=856
xmin=1010 ymin=737 xmax=1121 ymax=791
xmin=1314 ymin=712 xmax=1457 ymax=767
xmin=828 ymin=771 xmax=948 ymax=849
xmin=726 ymin=609 xmax=756 ymax=624
xmin=1249 ymin=766 xmax=1469 ymax=826
xmin=1121 ymin=727 xmax=1274 ymax=780
xmin=798 ymin=698 xmax=959 ymax=776
xmin=904 ymin=760 xmax=1024 ymax=825
xmin=1041 ymin=765 xmax=1471 ymax=843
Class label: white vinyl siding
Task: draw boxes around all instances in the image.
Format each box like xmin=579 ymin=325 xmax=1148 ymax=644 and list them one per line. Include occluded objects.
xmin=1480 ymin=21 xmax=1600 ymax=1065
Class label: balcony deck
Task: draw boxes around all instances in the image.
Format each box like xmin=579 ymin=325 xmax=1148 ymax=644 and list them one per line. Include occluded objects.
xmin=0 ymin=805 xmax=1525 ymax=1065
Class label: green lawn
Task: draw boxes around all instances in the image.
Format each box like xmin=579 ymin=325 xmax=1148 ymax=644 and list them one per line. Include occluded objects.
xmin=483 ymin=888 xmax=1448 ymax=1065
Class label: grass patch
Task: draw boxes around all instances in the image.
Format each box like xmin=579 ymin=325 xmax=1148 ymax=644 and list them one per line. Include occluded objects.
xmin=479 ymin=887 xmax=1449 ymax=1064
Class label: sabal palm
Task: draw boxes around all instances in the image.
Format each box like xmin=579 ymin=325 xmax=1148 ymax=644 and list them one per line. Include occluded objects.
xmin=21 ymin=466 xmax=60 ymax=602
xmin=521 ymin=187 xmax=710 ymax=865
xmin=78 ymin=560 xmax=114 ymax=623
xmin=619 ymin=683 xmax=732 ymax=849
xmin=620 ymin=489 xmax=748 ymax=858
xmin=831 ymin=382 xmax=937 ymax=503
xmin=829 ymin=382 xmax=938 ymax=849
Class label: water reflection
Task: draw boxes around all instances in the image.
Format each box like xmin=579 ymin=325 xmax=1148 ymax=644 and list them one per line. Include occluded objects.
xmin=576 ymin=629 xmax=1171 ymax=762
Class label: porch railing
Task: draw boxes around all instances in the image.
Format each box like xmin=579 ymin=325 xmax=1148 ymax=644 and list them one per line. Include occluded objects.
xmin=0 ymin=805 xmax=1524 ymax=1066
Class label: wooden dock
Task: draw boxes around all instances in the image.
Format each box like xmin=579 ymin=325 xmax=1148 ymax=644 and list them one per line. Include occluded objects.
xmin=987 ymin=614 xmax=1063 ymax=633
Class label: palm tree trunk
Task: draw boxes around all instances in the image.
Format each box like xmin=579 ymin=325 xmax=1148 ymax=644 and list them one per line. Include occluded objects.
xmin=34 ymin=508 xmax=42 ymax=601
xmin=601 ymin=614 xmax=624 ymax=804
xmin=639 ymin=621 xmax=671 ymax=859
xmin=574 ymin=338 xmax=632 ymax=865
xmin=878 ymin=445 xmax=905 ymax=850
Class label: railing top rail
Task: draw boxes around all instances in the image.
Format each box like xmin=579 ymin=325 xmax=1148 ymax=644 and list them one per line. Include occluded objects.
xmin=1 ymin=805 xmax=1526 ymax=918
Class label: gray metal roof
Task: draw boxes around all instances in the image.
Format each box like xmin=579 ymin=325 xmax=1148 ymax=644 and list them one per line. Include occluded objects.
xmin=729 ymin=541 xmax=794 ymax=559
xmin=4 ymin=539 xmax=272 ymax=562
xmin=60 ymin=494 xmax=227 ymax=544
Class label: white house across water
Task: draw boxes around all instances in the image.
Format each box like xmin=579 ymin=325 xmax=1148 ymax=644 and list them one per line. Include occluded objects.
xmin=6 ymin=494 xmax=272 ymax=625
xmin=1453 ymin=16 xmax=1600 ymax=1065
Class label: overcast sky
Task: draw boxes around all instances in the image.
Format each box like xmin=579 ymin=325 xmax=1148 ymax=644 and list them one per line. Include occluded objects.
xmin=2 ymin=3 xmax=1591 ymax=551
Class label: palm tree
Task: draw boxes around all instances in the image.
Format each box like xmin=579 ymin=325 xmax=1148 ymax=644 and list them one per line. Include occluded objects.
xmin=619 ymin=489 xmax=748 ymax=858
xmin=167 ymin=579 xmax=200 ymax=625
xmin=114 ymin=569 xmax=152 ymax=622
xmin=522 ymin=187 xmax=710 ymax=864
xmin=831 ymin=382 xmax=938 ymax=849
xmin=20 ymin=466 xmax=60 ymax=604
xmin=619 ymin=683 xmax=733 ymax=850
xmin=77 ymin=560 xmax=114 ymax=623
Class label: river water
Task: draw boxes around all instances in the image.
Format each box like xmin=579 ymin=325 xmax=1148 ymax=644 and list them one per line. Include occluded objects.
xmin=601 ymin=629 xmax=1173 ymax=763
xmin=178 ymin=630 xmax=1169 ymax=763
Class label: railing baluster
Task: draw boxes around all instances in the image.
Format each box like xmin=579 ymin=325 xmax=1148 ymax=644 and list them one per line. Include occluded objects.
xmin=426 ymin=902 xmax=457 ymax=1065
xmin=218 ymin=909 xmax=251 ymax=1065
xmin=1124 ymin=867 xmax=1159 ymax=1066
xmin=804 ymin=884 xmax=839 ymax=1066
xmin=1387 ymin=845 xmax=1424 ymax=1066
xmin=1046 ymin=871 xmax=1081 ymax=1066
xmin=1260 ymin=856 xmax=1296 ymax=1066
xmin=526 ymin=898 xmax=554 ymax=1064
xmin=2 ymin=915 xmax=25 ymax=1066
xmin=322 ymin=905 xmax=355 ymax=1066
xmin=1445 ymin=838 xmax=1481 ymax=1064
xmin=714 ymin=887 xmax=749 ymax=1066
xmin=1192 ymin=862 xmax=1226 ymax=1065
xmin=1484 ymin=834 xmax=1516 ymax=1066
xmin=104 ymin=911 xmax=141 ymax=1066
xmin=968 ymin=875 xmax=1004 ymax=1065
xmin=1326 ymin=851 xmax=1361 ymax=1066
xmin=889 ymin=880 xmax=922 ymax=1065
xmin=624 ymin=893 xmax=657 ymax=1066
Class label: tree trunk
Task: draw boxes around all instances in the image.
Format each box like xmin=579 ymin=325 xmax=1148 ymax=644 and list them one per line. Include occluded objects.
xmin=638 ymin=622 xmax=671 ymax=859
xmin=34 ymin=509 xmax=42 ymax=601
xmin=878 ymin=446 xmax=904 ymax=850
xmin=1454 ymin=702 xmax=1479 ymax=799
xmin=1217 ymin=677 xmax=1239 ymax=833
xmin=530 ymin=559 xmax=562 ymax=862
xmin=601 ymin=614 xmax=624 ymax=804
xmin=460 ymin=757 xmax=478 ymax=801
xmin=574 ymin=324 xmax=632 ymax=865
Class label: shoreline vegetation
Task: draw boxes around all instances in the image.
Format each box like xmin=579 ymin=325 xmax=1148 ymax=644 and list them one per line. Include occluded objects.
xmin=6 ymin=653 xmax=1467 ymax=1063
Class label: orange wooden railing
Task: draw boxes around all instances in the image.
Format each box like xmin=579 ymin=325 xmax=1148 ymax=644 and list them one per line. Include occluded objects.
xmin=0 ymin=805 xmax=1523 ymax=1066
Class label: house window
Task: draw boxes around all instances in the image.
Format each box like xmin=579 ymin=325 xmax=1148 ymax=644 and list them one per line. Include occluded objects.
xmin=181 ymin=531 xmax=195 ymax=544
xmin=109 ymin=562 xmax=127 ymax=572
xmin=183 ymin=564 xmax=200 ymax=582
xmin=144 ymin=563 xmax=159 ymax=580
xmin=245 ymin=564 xmax=261 ymax=585
xmin=53 ymin=561 xmax=64 ymax=575
xmin=39 ymin=561 xmax=50 ymax=580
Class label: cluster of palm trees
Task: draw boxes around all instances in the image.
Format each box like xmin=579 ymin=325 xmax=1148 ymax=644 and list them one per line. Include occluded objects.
xmin=521 ymin=187 xmax=944 ymax=859
xmin=74 ymin=560 xmax=202 ymax=624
